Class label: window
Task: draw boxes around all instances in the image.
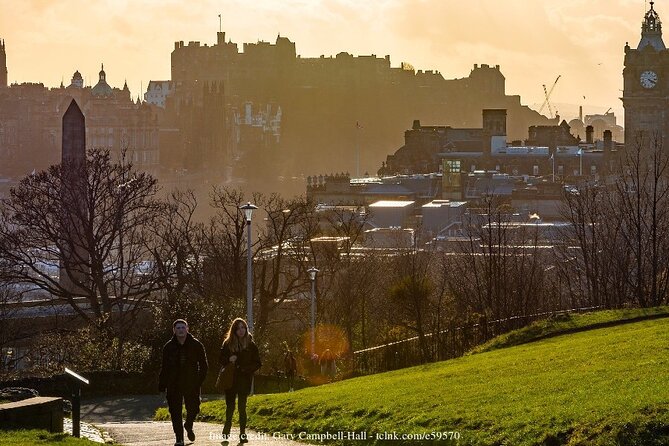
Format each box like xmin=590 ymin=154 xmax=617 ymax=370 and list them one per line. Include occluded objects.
xmin=445 ymin=160 xmax=460 ymax=173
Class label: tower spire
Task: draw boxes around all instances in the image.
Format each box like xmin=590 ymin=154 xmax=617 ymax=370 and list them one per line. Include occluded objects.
xmin=0 ymin=38 xmax=7 ymax=88
xmin=638 ymin=1 xmax=665 ymax=50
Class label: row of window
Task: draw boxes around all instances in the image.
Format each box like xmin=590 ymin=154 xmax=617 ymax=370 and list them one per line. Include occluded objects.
xmin=446 ymin=161 xmax=597 ymax=177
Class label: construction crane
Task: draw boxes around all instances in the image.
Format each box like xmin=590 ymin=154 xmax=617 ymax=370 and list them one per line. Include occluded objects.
xmin=539 ymin=75 xmax=561 ymax=119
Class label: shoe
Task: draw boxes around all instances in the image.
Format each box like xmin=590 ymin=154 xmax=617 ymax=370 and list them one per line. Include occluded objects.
xmin=184 ymin=422 xmax=195 ymax=441
xmin=240 ymin=432 xmax=249 ymax=444
xmin=175 ymin=442 xmax=184 ymax=446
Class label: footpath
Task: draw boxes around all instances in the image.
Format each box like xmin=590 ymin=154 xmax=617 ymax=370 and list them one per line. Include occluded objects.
xmin=82 ymin=394 xmax=313 ymax=446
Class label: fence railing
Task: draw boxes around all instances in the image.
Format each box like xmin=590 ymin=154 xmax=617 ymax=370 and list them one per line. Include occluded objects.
xmin=353 ymin=306 xmax=602 ymax=375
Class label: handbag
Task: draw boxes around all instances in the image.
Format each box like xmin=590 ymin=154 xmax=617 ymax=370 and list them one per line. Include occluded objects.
xmin=215 ymin=364 xmax=234 ymax=391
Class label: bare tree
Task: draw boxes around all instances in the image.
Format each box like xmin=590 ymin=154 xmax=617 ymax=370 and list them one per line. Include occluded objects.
xmin=445 ymin=196 xmax=549 ymax=325
xmin=254 ymin=194 xmax=314 ymax=340
xmin=616 ymin=132 xmax=669 ymax=307
xmin=0 ymin=149 xmax=164 ymax=341
xmin=150 ymin=190 xmax=204 ymax=303
xmin=559 ymin=132 xmax=669 ymax=309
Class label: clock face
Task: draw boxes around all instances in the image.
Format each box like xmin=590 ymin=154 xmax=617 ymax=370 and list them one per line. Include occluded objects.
xmin=641 ymin=70 xmax=658 ymax=89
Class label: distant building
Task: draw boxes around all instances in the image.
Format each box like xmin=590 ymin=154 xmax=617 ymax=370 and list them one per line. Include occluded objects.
xmin=144 ymin=81 xmax=173 ymax=108
xmin=580 ymin=111 xmax=624 ymax=142
xmin=383 ymin=109 xmax=512 ymax=175
xmin=421 ymin=200 xmax=467 ymax=236
xmin=230 ymin=101 xmax=282 ymax=178
xmin=368 ymin=200 xmax=415 ymax=228
xmin=307 ymin=172 xmax=442 ymax=205
xmin=0 ymin=59 xmax=160 ymax=177
xmin=382 ymin=109 xmax=621 ymax=197
xmin=510 ymin=182 xmax=564 ymax=221
xmin=363 ymin=227 xmax=415 ymax=249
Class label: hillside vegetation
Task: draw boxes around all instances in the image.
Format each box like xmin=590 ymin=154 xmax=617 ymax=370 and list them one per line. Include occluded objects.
xmin=158 ymin=311 xmax=669 ymax=445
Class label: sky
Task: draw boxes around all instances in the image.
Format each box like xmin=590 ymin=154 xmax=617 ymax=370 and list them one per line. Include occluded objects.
xmin=0 ymin=0 xmax=655 ymax=122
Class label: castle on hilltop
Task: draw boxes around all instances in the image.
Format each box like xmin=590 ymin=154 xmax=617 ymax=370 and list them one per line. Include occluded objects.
xmin=0 ymin=29 xmax=555 ymax=185
xmin=166 ymin=31 xmax=554 ymax=178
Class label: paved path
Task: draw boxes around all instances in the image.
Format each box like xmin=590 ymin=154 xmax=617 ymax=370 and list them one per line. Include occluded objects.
xmin=82 ymin=394 xmax=312 ymax=446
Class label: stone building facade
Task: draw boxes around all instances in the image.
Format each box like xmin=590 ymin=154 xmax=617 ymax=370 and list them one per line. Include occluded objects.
xmin=0 ymin=63 xmax=159 ymax=177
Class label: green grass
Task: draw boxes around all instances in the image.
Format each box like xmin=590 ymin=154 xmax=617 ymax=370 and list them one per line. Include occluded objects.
xmin=0 ymin=430 xmax=96 ymax=445
xmin=470 ymin=306 xmax=669 ymax=354
xmin=156 ymin=314 xmax=669 ymax=445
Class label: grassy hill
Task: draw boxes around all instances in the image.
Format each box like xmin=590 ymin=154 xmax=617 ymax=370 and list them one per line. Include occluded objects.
xmin=157 ymin=310 xmax=669 ymax=445
xmin=471 ymin=306 xmax=669 ymax=354
xmin=0 ymin=430 xmax=96 ymax=445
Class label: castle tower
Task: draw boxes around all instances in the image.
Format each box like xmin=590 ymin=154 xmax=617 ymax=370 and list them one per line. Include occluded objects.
xmin=622 ymin=1 xmax=669 ymax=145
xmin=0 ymin=39 xmax=7 ymax=88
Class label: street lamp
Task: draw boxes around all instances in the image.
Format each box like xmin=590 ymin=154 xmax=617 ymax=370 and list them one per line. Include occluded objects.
xmin=307 ymin=266 xmax=319 ymax=356
xmin=240 ymin=202 xmax=258 ymax=333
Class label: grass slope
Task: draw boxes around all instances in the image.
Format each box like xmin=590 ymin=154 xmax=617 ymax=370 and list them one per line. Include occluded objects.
xmin=157 ymin=316 xmax=669 ymax=445
xmin=471 ymin=306 xmax=669 ymax=354
xmin=0 ymin=430 xmax=96 ymax=445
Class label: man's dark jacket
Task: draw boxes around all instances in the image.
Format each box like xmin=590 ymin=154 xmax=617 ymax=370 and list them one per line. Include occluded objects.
xmin=159 ymin=333 xmax=208 ymax=393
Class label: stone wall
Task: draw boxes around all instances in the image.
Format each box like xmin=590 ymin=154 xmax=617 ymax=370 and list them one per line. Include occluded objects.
xmin=0 ymin=396 xmax=63 ymax=432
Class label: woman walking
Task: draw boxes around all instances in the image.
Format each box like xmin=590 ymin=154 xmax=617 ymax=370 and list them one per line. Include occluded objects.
xmin=219 ymin=318 xmax=262 ymax=443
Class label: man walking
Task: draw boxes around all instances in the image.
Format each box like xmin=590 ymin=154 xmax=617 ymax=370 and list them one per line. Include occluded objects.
xmin=159 ymin=319 xmax=208 ymax=446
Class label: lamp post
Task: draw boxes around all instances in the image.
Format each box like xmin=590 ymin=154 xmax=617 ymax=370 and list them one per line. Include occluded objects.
xmin=240 ymin=202 xmax=258 ymax=333
xmin=307 ymin=267 xmax=319 ymax=356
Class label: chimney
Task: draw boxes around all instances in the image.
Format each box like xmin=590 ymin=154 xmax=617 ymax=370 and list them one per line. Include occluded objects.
xmin=579 ymin=106 xmax=583 ymax=122
xmin=217 ymin=32 xmax=226 ymax=45
xmin=603 ymin=130 xmax=612 ymax=152
xmin=586 ymin=125 xmax=594 ymax=144
xmin=412 ymin=120 xmax=421 ymax=130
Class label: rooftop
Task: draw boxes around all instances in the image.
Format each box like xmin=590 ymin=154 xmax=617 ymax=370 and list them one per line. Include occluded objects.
xmin=369 ymin=200 xmax=415 ymax=208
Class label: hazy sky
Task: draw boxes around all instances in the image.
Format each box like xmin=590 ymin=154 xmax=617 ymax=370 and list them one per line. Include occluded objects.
xmin=0 ymin=0 xmax=654 ymax=121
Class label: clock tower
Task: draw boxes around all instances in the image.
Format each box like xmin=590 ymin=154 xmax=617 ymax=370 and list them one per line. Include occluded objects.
xmin=623 ymin=1 xmax=669 ymax=145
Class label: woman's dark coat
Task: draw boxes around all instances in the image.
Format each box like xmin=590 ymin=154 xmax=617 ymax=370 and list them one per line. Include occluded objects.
xmin=219 ymin=339 xmax=262 ymax=395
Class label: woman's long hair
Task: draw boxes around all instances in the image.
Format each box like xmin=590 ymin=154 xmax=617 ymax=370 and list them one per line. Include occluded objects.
xmin=223 ymin=317 xmax=252 ymax=352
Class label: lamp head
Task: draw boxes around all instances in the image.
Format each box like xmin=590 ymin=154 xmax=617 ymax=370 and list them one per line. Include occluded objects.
xmin=239 ymin=202 xmax=258 ymax=222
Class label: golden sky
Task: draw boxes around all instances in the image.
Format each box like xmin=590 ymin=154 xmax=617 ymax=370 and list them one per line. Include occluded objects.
xmin=0 ymin=0 xmax=655 ymax=122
